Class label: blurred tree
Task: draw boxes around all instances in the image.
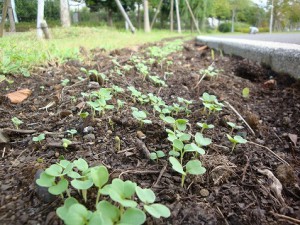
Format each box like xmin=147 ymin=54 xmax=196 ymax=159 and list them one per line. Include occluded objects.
xmin=60 ymin=0 xmax=71 ymax=27
xmin=85 ymin=0 xmax=135 ymax=26
xmin=228 ymin=0 xmax=250 ymax=32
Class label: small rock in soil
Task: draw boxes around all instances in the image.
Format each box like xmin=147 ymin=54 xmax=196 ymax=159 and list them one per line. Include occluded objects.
xmin=0 ymin=129 xmax=10 ymax=143
xmin=199 ymin=188 xmax=210 ymax=197
xmin=83 ymin=133 xmax=96 ymax=141
xmin=34 ymin=169 xmax=56 ymax=203
xmin=83 ymin=126 xmax=94 ymax=134
xmin=282 ymin=116 xmax=291 ymax=126
xmin=88 ymin=81 xmax=100 ymax=89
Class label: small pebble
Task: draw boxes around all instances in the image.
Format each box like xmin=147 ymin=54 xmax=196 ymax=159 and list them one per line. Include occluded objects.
xmin=199 ymin=188 xmax=209 ymax=197
xmin=137 ymin=131 xmax=146 ymax=139
xmin=83 ymin=133 xmax=96 ymax=141
xmin=83 ymin=126 xmax=94 ymax=134
xmin=107 ymin=130 xmax=112 ymax=135
xmin=55 ymin=152 xmax=60 ymax=158
xmin=88 ymin=81 xmax=100 ymax=89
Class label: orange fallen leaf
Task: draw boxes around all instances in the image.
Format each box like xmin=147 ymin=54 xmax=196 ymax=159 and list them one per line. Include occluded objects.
xmin=197 ymin=45 xmax=208 ymax=51
xmin=6 ymin=89 xmax=32 ymax=104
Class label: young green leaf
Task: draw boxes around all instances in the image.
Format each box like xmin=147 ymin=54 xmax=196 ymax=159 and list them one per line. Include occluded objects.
xmin=91 ymin=166 xmax=109 ymax=188
xmin=56 ymin=197 xmax=79 ymax=221
xmin=49 ymin=178 xmax=69 ymax=195
xmin=119 ymin=208 xmax=146 ymax=225
xmin=73 ymin=158 xmax=89 ymax=172
xmin=169 ymin=157 xmax=185 ymax=175
xmin=242 ymin=87 xmax=250 ymax=98
xmin=96 ymin=200 xmax=120 ymax=224
xmin=144 ymin=204 xmax=171 ymax=219
xmin=45 ymin=164 xmax=63 ymax=177
xmin=36 ymin=172 xmax=55 ymax=187
xmin=71 ymin=179 xmax=93 ymax=190
xmin=136 ymin=186 xmax=156 ymax=204
xmin=186 ymin=160 xmax=206 ymax=175
xmin=173 ymin=139 xmax=184 ymax=151
xmin=195 ymin=133 xmax=212 ymax=146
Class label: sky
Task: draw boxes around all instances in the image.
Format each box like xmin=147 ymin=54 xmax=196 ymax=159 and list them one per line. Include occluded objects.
xmin=252 ymin=0 xmax=268 ymax=7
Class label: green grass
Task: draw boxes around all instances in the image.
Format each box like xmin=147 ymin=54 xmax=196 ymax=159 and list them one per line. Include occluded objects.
xmin=0 ymin=27 xmax=190 ymax=76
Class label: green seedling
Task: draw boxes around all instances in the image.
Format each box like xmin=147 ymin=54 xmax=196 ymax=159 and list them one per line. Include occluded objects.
xmin=61 ymin=79 xmax=70 ymax=86
xmin=149 ymin=75 xmax=167 ymax=87
xmin=37 ymin=158 xmax=170 ymax=225
xmin=194 ymin=132 xmax=211 ymax=157
xmin=242 ymin=87 xmax=250 ymax=98
xmin=62 ymin=138 xmax=72 ymax=149
xmin=32 ymin=133 xmax=45 ymax=144
xmin=79 ymin=112 xmax=89 ymax=119
xmin=70 ymin=96 xmax=77 ymax=104
xmin=227 ymin=122 xmax=244 ymax=135
xmin=111 ymin=85 xmax=124 ymax=94
xmin=135 ymin=186 xmax=170 ymax=219
xmin=200 ymin=92 xmax=224 ymax=114
xmin=150 ymin=150 xmax=165 ymax=162
xmin=197 ymin=122 xmax=214 ymax=133
xmin=132 ymin=109 xmax=152 ymax=126
xmin=226 ymin=134 xmax=247 ymax=152
xmin=40 ymin=85 xmax=45 ymax=92
xmin=177 ymin=97 xmax=193 ymax=115
xmin=36 ymin=159 xmax=73 ymax=197
xmin=137 ymin=94 xmax=150 ymax=105
xmin=164 ymin=72 xmax=173 ymax=80
xmin=160 ymin=115 xmax=188 ymax=132
xmin=66 ymin=129 xmax=77 ymax=139
xmin=169 ymin=156 xmax=206 ymax=187
xmin=11 ymin=117 xmax=23 ymax=129
xmin=136 ymin=62 xmax=149 ymax=80
xmin=122 ymin=64 xmax=133 ymax=71
xmin=71 ymin=159 xmax=94 ymax=203
xmin=114 ymin=136 xmax=121 ymax=152
xmin=117 ymin=99 xmax=125 ymax=110
xmin=127 ymin=86 xmax=142 ymax=103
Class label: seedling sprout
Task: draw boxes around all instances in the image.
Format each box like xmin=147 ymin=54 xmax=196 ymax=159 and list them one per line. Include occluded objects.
xmin=226 ymin=134 xmax=247 ymax=152
xmin=197 ymin=122 xmax=215 ymax=133
xmin=227 ymin=122 xmax=244 ymax=135
xmin=32 ymin=133 xmax=45 ymax=144
xmin=11 ymin=117 xmax=23 ymax=129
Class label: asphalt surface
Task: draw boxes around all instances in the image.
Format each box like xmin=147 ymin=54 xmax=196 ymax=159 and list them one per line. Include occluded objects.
xmin=209 ymin=33 xmax=300 ymax=45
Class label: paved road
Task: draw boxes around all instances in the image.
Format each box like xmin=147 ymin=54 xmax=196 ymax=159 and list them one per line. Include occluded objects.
xmin=210 ymin=33 xmax=300 ymax=45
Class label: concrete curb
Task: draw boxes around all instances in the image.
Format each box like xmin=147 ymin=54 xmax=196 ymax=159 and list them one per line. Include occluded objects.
xmin=196 ymin=36 xmax=300 ymax=79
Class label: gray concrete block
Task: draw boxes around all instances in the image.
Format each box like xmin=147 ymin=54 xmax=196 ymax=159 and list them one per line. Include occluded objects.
xmin=196 ymin=36 xmax=300 ymax=79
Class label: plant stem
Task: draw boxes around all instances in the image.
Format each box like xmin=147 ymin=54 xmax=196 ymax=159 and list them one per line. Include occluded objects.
xmin=181 ymin=174 xmax=186 ymax=187
xmin=82 ymin=189 xmax=87 ymax=203
xmin=231 ymin=143 xmax=236 ymax=152
xmin=95 ymin=189 xmax=101 ymax=207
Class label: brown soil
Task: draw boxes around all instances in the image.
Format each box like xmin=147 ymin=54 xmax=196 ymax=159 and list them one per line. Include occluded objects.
xmin=0 ymin=39 xmax=300 ymax=225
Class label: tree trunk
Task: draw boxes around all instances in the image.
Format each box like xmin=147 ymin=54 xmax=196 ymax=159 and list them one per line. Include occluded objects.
xmin=144 ymin=0 xmax=151 ymax=32
xmin=175 ymin=0 xmax=181 ymax=33
xmin=150 ymin=0 xmax=163 ymax=29
xmin=114 ymin=0 xmax=135 ymax=33
xmin=7 ymin=0 xmax=16 ymax=32
xmin=60 ymin=0 xmax=71 ymax=28
xmin=37 ymin=0 xmax=45 ymax=38
xmin=107 ymin=9 xmax=113 ymax=27
xmin=231 ymin=9 xmax=235 ymax=32
xmin=137 ymin=4 xmax=141 ymax=30
xmin=11 ymin=0 xmax=18 ymax=23
xmin=184 ymin=0 xmax=200 ymax=33
xmin=170 ymin=0 xmax=174 ymax=32
xmin=0 ymin=0 xmax=9 ymax=37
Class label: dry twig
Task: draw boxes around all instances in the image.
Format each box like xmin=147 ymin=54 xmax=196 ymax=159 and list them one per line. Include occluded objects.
xmin=225 ymin=101 xmax=255 ymax=135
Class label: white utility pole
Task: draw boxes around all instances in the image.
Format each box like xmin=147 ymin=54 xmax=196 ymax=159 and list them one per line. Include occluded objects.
xmin=37 ymin=0 xmax=44 ymax=38
xmin=269 ymin=0 xmax=274 ymax=33
xmin=175 ymin=0 xmax=181 ymax=33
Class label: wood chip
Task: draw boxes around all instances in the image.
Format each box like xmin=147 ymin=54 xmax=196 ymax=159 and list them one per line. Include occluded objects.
xmin=5 ymin=89 xmax=32 ymax=104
